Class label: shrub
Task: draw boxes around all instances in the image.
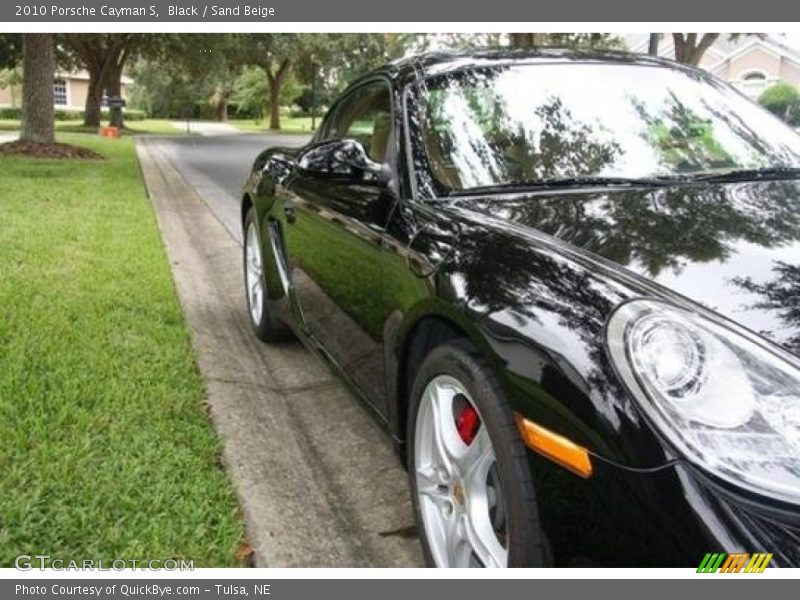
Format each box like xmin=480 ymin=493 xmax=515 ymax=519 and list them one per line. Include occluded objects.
xmin=0 ymin=106 xmax=22 ymax=119
xmin=117 ymin=108 xmax=147 ymax=121
xmin=758 ymin=82 xmax=800 ymax=126
xmin=54 ymin=108 xmax=84 ymax=121
xmin=288 ymin=105 xmax=328 ymax=118
xmin=0 ymin=106 xmax=146 ymax=121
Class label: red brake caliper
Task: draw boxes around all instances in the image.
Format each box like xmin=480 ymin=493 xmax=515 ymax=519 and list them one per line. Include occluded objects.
xmin=456 ymin=404 xmax=481 ymax=445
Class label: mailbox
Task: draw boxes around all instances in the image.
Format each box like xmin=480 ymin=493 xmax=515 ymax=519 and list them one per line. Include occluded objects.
xmin=107 ymin=96 xmax=126 ymax=109
xmin=107 ymin=96 xmax=126 ymax=130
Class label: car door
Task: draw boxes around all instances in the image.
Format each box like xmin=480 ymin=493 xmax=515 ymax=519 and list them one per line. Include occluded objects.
xmin=279 ymin=80 xmax=396 ymax=415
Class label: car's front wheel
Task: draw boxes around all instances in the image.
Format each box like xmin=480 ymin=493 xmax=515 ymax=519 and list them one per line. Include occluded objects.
xmin=243 ymin=207 xmax=293 ymax=343
xmin=407 ymin=340 xmax=543 ymax=567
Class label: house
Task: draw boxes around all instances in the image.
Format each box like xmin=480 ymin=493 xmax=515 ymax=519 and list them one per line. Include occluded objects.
xmin=626 ymin=34 xmax=800 ymax=99
xmin=0 ymin=69 xmax=133 ymax=111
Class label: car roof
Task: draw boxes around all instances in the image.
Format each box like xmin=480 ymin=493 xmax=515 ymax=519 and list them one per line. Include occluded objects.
xmin=345 ymin=46 xmax=700 ymax=91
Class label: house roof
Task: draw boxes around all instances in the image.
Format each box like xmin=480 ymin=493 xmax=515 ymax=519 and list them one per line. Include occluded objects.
xmin=625 ymin=34 xmax=800 ymax=69
xmin=54 ymin=69 xmax=134 ymax=85
xmin=706 ymin=36 xmax=800 ymax=73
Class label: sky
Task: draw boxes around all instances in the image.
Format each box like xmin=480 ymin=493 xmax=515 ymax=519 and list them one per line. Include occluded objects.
xmin=783 ymin=33 xmax=800 ymax=50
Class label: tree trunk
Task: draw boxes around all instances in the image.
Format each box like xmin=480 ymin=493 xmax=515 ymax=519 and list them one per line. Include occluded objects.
xmin=216 ymin=98 xmax=228 ymax=122
xmin=265 ymin=58 xmax=291 ymax=131
xmin=20 ymin=33 xmax=54 ymax=144
xmin=84 ymin=66 xmax=104 ymax=128
xmin=212 ymin=84 xmax=229 ymax=121
xmin=268 ymin=79 xmax=281 ymax=130
xmin=510 ymin=33 xmax=530 ymax=48
xmin=105 ymin=65 xmax=122 ymax=97
xmin=672 ymin=33 xmax=719 ymax=66
xmin=510 ymin=33 xmax=548 ymax=48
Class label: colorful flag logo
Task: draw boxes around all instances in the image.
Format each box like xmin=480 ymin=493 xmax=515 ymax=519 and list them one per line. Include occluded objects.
xmin=697 ymin=553 xmax=773 ymax=573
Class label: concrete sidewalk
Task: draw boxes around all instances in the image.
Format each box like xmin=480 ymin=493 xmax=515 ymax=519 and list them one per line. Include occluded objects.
xmin=170 ymin=121 xmax=241 ymax=136
xmin=135 ymin=138 xmax=422 ymax=567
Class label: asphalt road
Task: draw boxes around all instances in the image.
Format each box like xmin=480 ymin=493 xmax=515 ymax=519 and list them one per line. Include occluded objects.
xmin=138 ymin=134 xmax=422 ymax=567
xmin=159 ymin=133 xmax=310 ymax=242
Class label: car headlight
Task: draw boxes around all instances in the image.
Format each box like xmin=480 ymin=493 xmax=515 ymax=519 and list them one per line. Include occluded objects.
xmin=607 ymin=299 xmax=800 ymax=504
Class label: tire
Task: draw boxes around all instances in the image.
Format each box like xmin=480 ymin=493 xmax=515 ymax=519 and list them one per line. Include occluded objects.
xmin=407 ymin=339 xmax=543 ymax=568
xmin=243 ymin=207 xmax=293 ymax=343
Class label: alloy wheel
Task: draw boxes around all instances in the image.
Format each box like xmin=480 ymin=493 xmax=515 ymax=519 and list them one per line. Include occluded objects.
xmin=245 ymin=222 xmax=264 ymax=326
xmin=414 ymin=375 xmax=508 ymax=567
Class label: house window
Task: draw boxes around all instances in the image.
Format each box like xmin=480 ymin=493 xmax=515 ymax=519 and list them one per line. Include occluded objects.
xmin=742 ymin=71 xmax=767 ymax=81
xmin=53 ymin=78 xmax=67 ymax=106
xmin=736 ymin=70 xmax=771 ymax=99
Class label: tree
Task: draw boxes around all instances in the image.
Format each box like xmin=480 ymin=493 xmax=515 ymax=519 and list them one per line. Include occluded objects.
xmin=237 ymin=34 xmax=309 ymax=130
xmin=128 ymin=34 xmax=252 ymax=121
xmin=0 ymin=67 xmax=23 ymax=107
xmin=290 ymin=33 xmax=433 ymax=116
xmin=0 ymin=33 xmax=22 ymax=69
xmin=0 ymin=34 xmax=23 ymax=108
xmin=177 ymin=34 xmax=242 ymax=122
xmin=20 ymin=33 xmax=54 ymax=144
xmin=233 ymin=33 xmax=388 ymax=129
xmin=320 ymin=33 xmax=426 ymax=93
xmin=129 ymin=33 xmax=438 ymax=129
xmin=734 ymin=262 xmax=800 ymax=354
xmin=128 ymin=33 xmax=498 ymax=129
xmin=231 ymin=66 xmax=302 ymax=120
xmin=128 ymin=57 xmax=204 ymax=119
xmin=62 ymin=34 xmax=146 ymax=127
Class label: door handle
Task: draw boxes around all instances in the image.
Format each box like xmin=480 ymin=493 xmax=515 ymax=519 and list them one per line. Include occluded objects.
xmin=283 ymin=203 xmax=297 ymax=224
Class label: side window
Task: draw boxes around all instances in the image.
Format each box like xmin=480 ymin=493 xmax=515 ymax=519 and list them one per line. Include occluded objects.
xmin=331 ymin=82 xmax=392 ymax=162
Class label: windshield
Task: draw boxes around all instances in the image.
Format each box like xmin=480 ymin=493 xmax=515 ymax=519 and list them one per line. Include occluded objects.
xmin=413 ymin=62 xmax=800 ymax=193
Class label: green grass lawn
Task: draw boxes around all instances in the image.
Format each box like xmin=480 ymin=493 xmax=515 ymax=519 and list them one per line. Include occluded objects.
xmin=0 ymin=134 xmax=244 ymax=566
xmin=230 ymin=116 xmax=317 ymax=135
xmin=0 ymin=119 xmax=185 ymax=135
xmin=0 ymin=117 xmax=316 ymax=135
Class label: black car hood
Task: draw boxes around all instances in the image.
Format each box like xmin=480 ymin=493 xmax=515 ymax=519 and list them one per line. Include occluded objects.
xmin=454 ymin=179 xmax=800 ymax=355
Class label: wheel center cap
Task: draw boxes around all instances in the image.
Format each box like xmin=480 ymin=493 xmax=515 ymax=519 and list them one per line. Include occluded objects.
xmin=452 ymin=480 xmax=465 ymax=506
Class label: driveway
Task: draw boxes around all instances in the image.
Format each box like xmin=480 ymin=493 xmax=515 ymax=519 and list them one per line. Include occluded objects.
xmin=136 ymin=135 xmax=422 ymax=567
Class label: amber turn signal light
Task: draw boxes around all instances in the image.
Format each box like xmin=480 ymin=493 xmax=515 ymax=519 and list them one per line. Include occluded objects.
xmin=513 ymin=413 xmax=593 ymax=479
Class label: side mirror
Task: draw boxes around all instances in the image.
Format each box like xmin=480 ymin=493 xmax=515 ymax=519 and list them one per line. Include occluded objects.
xmin=297 ymin=139 xmax=391 ymax=186
xmin=262 ymin=154 xmax=293 ymax=185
